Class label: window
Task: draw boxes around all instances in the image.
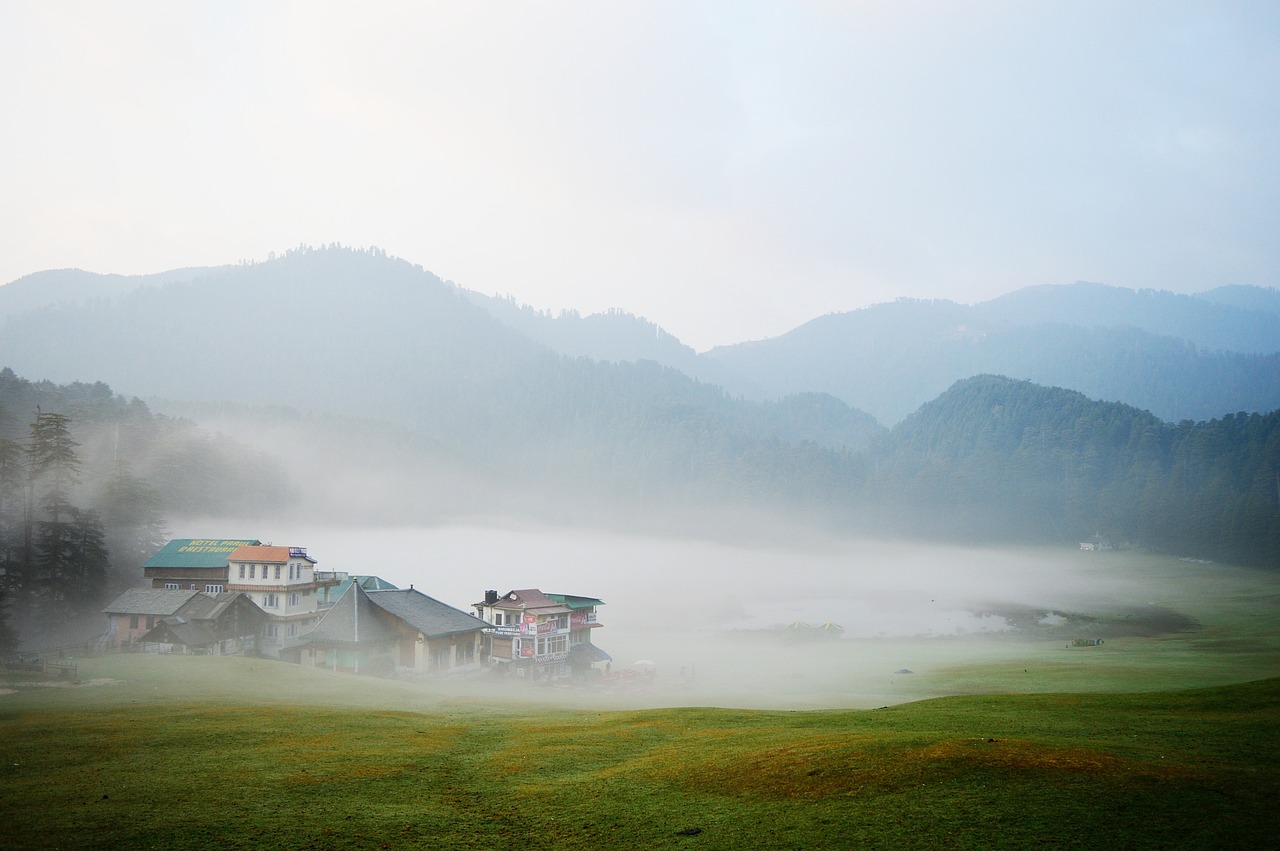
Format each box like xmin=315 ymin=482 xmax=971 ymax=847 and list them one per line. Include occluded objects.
xmin=129 ymin=615 xmax=139 ymax=629
xmin=274 ymin=565 xmax=281 ymax=580
xmin=493 ymin=612 xmax=503 ymax=626
xmin=288 ymin=564 xmax=294 ymax=580
xmin=250 ymin=565 xmax=256 ymax=579
xmin=288 ymin=623 xmax=298 ymax=637
xmin=263 ymin=593 xmax=278 ymax=608
xmin=289 ymin=593 xmax=299 ymax=607
xmin=206 ymin=585 xmax=223 ymax=594
xmin=146 ymin=616 xmax=156 ymax=630
xmin=164 ymin=583 xmax=180 ymax=590
xmin=265 ymin=624 xmax=278 ymax=638
xmin=535 ymin=635 xmax=568 ymax=657
xmin=238 ymin=564 xmax=245 ymax=579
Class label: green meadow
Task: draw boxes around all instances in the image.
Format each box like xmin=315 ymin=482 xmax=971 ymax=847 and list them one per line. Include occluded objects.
xmin=1 ymin=656 xmax=1276 ymax=849
xmin=2 ymin=554 xmax=1278 ymax=849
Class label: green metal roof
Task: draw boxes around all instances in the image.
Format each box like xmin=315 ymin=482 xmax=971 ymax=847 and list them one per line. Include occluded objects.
xmin=142 ymin=538 xmax=260 ymax=570
xmin=332 ymin=574 xmax=399 ymax=601
xmin=546 ymin=593 xmax=605 ymax=609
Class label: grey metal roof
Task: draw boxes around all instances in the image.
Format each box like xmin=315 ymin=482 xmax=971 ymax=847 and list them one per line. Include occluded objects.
xmin=367 ymin=589 xmax=489 ymax=638
xmin=102 ymin=588 xmax=200 ymax=616
xmin=303 ymin=583 xmax=400 ymax=646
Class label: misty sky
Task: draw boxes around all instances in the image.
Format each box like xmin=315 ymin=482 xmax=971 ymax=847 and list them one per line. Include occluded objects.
xmin=2 ymin=1 xmax=1277 ymax=350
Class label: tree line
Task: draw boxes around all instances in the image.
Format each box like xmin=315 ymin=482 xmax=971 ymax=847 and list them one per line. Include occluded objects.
xmin=0 ymin=369 xmax=289 ymax=653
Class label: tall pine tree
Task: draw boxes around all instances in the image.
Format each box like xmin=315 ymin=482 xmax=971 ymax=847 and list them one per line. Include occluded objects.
xmin=24 ymin=412 xmax=109 ymax=636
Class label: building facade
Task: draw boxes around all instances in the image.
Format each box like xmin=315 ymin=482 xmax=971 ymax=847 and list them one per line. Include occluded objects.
xmin=226 ymin=545 xmax=338 ymax=657
xmin=472 ymin=589 xmax=608 ymax=680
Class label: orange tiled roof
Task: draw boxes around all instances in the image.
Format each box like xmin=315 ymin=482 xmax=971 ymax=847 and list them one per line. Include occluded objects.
xmin=229 ymin=545 xmax=291 ymax=563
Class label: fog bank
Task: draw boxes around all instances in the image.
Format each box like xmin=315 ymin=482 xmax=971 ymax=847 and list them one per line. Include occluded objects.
xmin=155 ymin=519 xmax=1197 ymax=708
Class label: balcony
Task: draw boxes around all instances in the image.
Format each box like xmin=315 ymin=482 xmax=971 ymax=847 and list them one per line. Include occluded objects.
xmin=486 ymin=622 xmax=571 ymax=637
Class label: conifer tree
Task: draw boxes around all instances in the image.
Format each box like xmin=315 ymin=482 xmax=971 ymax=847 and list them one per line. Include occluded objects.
xmin=24 ymin=411 xmax=109 ymax=632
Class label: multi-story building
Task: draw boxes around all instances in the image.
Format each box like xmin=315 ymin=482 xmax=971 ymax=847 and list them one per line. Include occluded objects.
xmin=225 ymin=545 xmax=338 ymax=657
xmin=472 ymin=588 xmax=609 ymax=679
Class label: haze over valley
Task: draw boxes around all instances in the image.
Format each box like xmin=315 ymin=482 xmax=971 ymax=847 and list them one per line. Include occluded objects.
xmin=1 ymin=247 xmax=1277 ymax=709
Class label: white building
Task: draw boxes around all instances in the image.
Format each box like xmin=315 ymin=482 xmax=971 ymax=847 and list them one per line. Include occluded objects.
xmin=226 ymin=545 xmax=336 ymax=656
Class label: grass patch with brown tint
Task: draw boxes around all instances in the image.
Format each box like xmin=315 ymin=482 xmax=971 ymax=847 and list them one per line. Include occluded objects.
xmin=0 ymin=656 xmax=1276 ymax=849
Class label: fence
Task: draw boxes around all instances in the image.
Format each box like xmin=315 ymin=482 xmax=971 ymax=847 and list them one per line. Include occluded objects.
xmin=3 ymin=657 xmax=78 ymax=680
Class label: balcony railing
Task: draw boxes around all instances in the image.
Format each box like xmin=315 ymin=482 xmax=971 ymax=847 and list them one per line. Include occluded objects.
xmin=537 ymin=651 xmax=569 ymax=663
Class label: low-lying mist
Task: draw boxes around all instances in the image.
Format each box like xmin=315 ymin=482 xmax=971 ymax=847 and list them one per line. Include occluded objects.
xmin=173 ymin=514 xmax=1226 ymax=709
xmin=158 ymin=409 xmax=1277 ymax=710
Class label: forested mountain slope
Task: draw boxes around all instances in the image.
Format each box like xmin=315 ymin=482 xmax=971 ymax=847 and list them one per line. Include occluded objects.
xmin=869 ymin=375 xmax=1280 ymax=567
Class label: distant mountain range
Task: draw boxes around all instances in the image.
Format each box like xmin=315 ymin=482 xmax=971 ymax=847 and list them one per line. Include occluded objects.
xmin=1 ymin=246 xmax=1276 ymax=566
xmin=6 ymin=251 xmax=1278 ymax=429
xmin=466 ymin=281 xmax=1280 ymax=425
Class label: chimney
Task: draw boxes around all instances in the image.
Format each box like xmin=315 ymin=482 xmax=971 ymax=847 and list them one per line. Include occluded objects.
xmin=485 ymin=589 xmax=498 ymax=605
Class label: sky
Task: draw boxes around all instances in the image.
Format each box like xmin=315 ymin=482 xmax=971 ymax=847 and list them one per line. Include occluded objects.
xmin=2 ymin=1 xmax=1277 ymax=351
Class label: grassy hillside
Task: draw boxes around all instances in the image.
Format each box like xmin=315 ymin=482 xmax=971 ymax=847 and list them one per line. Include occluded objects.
xmin=1 ymin=656 xmax=1276 ymax=849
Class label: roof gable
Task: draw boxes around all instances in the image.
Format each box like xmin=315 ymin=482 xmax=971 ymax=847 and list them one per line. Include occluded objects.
xmin=305 ymin=583 xmax=399 ymax=645
xmin=175 ymin=591 xmax=262 ymax=622
xmin=143 ymin=539 xmax=260 ymax=570
xmin=142 ymin=618 xmax=218 ymax=647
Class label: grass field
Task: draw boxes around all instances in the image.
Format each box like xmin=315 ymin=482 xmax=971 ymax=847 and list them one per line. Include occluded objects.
xmin=1 ymin=654 xmax=1277 ymax=849
xmin=2 ymin=552 xmax=1277 ymax=849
